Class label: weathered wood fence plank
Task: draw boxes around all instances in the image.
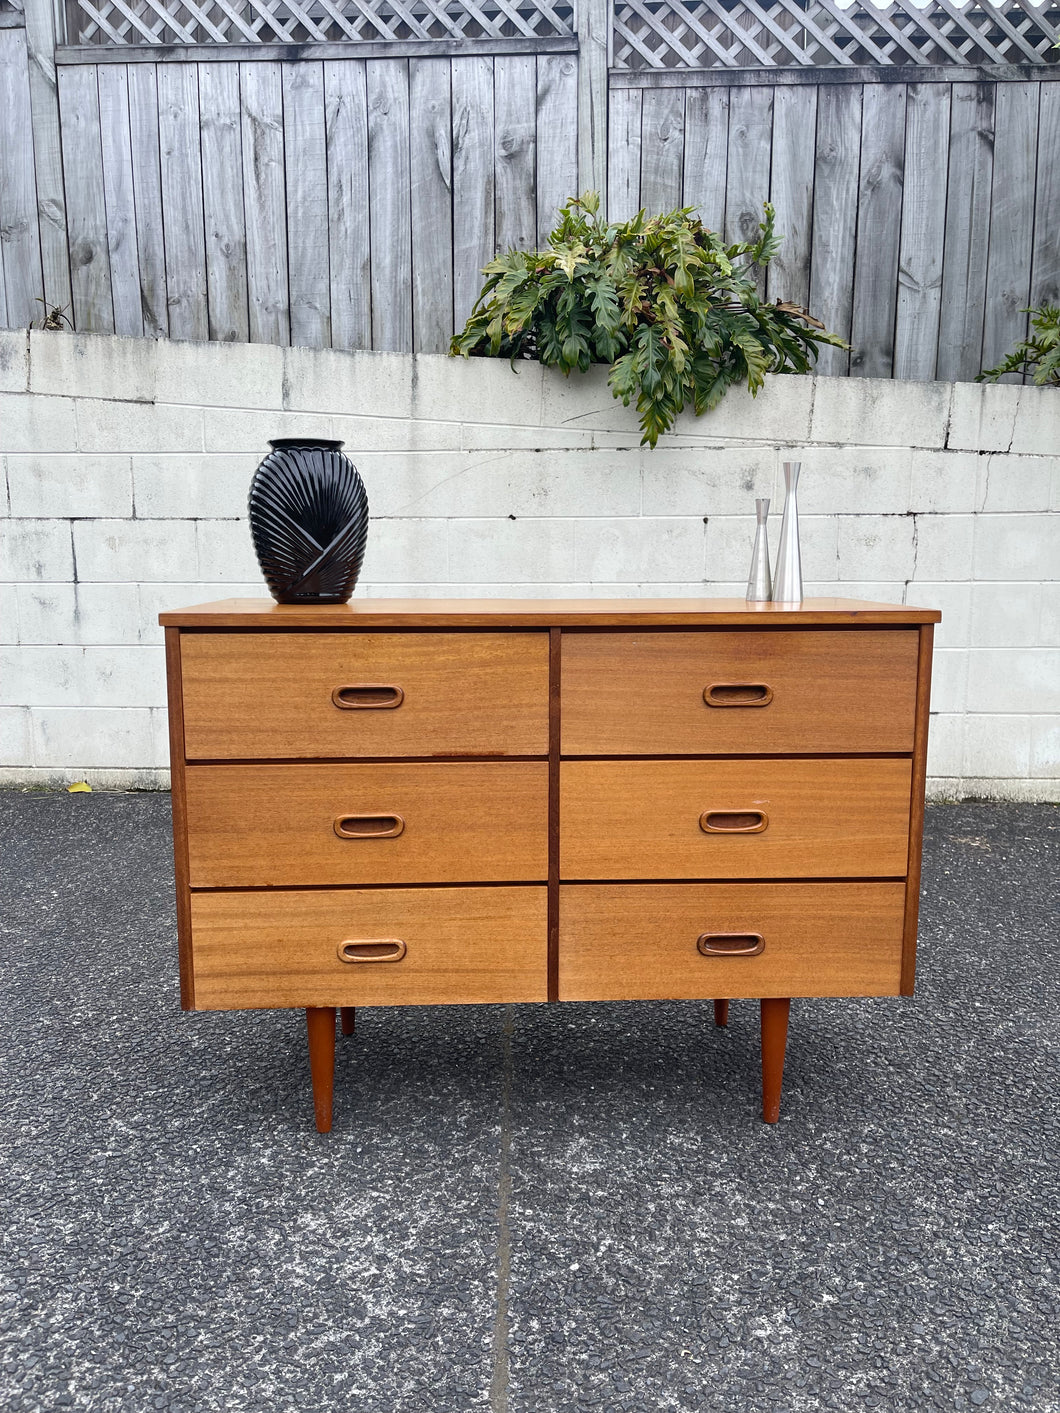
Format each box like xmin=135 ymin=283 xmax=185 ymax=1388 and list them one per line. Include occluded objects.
xmin=535 ymin=53 xmax=578 ymax=243
xmin=24 ymin=0 xmax=71 ymax=314
xmin=199 ymin=60 xmax=249 ymax=344
xmin=937 ymin=82 xmax=994 ymax=382
xmin=982 ymin=81 xmax=1038 ymax=379
xmin=682 ymin=85 xmax=728 ymax=234
xmin=240 ymin=61 xmax=289 ymax=346
xmin=367 ymin=57 xmax=412 ymax=352
xmin=767 ymin=83 xmax=816 ymax=309
xmin=324 ymin=59 xmax=371 ymax=353
xmin=808 ymin=83 xmax=860 ymax=377
xmin=640 ymin=85 xmax=684 ymax=212
xmin=607 ymin=85 xmax=642 ymax=222
xmin=725 ymin=86 xmax=773 ymax=297
xmin=849 ymin=84 xmax=906 ymax=378
xmin=284 ymin=61 xmax=331 ymax=349
xmin=894 ymin=83 xmax=950 ymax=381
xmin=495 ymin=54 xmax=537 ymax=254
xmin=158 ymin=62 xmax=208 ymax=339
xmin=410 ymin=56 xmax=453 ymax=352
xmin=126 ymin=62 xmax=168 ymax=337
xmin=1030 ymin=83 xmax=1060 ymax=313
xmin=58 ymin=64 xmax=113 ymax=331
xmin=97 ymin=64 xmax=142 ymax=337
xmin=0 ymin=26 xmax=44 ymax=328
xmin=452 ymin=55 xmax=495 ymax=329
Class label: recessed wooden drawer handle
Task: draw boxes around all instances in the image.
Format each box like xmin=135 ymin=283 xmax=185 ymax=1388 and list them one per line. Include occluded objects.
xmin=699 ymin=810 xmax=768 ymax=834
xmin=332 ymin=684 xmax=405 ymax=709
xmin=337 ymin=939 xmax=408 ymax=964
xmin=333 ymin=813 xmax=406 ymax=839
xmin=703 ymin=683 xmax=774 ymax=707
xmin=697 ymin=933 xmax=765 ymax=957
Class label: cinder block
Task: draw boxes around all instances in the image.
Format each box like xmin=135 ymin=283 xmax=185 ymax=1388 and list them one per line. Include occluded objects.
xmin=411 ymin=353 xmax=546 ymax=427
xmin=203 ymin=408 xmax=333 ymax=454
xmin=911 ymin=514 xmax=975 ymax=582
xmin=972 ymin=514 xmax=1059 ymax=582
xmin=0 ymin=705 xmax=32 ymax=765
xmin=925 ymin=713 xmax=964 ymax=777
xmin=0 ymin=394 xmax=77 ymax=453
xmin=0 ymin=520 xmax=73 ymax=582
xmin=574 ymin=517 xmax=707 ymax=583
xmin=0 ymin=645 xmax=166 ymax=707
xmin=678 ymin=373 xmax=814 ymax=443
xmin=360 ymin=518 xmax=450 ymax=584
xmin=284 ymin=346 xmax=416 ymax=419
xmin=446 ymin=517 xmax=573 ymax=584
xmin=803 ymin=581 xmax=906 ymax=605
xmin=911 ymin=583 xmax=970 ymax=648
xmin=947 ymin=382 xmax=1019 ymax=453
xmin=152 ymin=337 xmax=284 ymax=410
xmin=970 ymin=583 xmax=1041 ymax=648
xmin=140 ymin=581 xmax=267 ymax=631
xmin=929 ymin=648 xmax=969 ymax=713
xmin=133 ymin=454 xmax=256 ymax=519
xmin=836 ymin=515 xmax=915 ymax=581
xmin=966 ymin=648 xmax=1060 ymax=714
xmin=962 ymin=714 xmax=1032 ymax=778
xmin=641 ymin=446 xmax=775 ymax=516
xmin=195 ymin=519 xmax=262 ymax=583
xmin=17 ymin=583 xmax=143 ymax=645
xmin=77 ymin=399 xmax=203 ymax=454
xmin=1011 ymin=385 xmax=1060 ymax=456
xmin=30 ymin=330 xmax=157 ymax=403
xmin=73 ymin=519 xmax=198 ymax=583
xmin=708 ymin=513 xmax=838 ymax=583
xmin=1040 ymin=583 xmax=1060 ymax=645
xmin=461 ymin=423 xmax=595 ymax=450
xmin=909 ymin=451 xmax=980 ymax=513
xmin=811 ymin=377 xmax=950 ymax=449
xmin=0 ymin=331 xmax=29 ymax=392
xmin=0 ymin=583 xmax=18 ymax=642
xmin=976 ymin=454 xmax=1054 ymax=512
xmin=364 ymin=450 xmax=641 ymax=520
xmin=1030 ymin=718 xmax=1059 ymax=779
xmin=7 ymin=455 xmax=133 ymax=517
xmin=329 ymin=413 xmax=463 ymax=453
xmin=783 ymin=446 xmax=911 ymax=515
xmin=30 ymin=705 xmax=158 ymax=768
xmin=539 ymin=363 xmax=642 ymax=438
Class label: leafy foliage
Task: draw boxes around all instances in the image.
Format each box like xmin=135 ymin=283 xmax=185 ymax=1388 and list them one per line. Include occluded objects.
xmin=977 ymin=306 xmax=1060 ymax=387
xmin=450 ymin=192 xmax=848 ymax=448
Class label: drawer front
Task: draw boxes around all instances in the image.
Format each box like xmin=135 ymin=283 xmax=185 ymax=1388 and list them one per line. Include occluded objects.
xmin=561 ymin=629 xmax=919 ymax=755
xmin=191 ymin=886 xmax=548 ymax=1009
xmin=180 ymin=631 xmax=549 ymax=759
xmin=560 ymin=758 xmax=911 ymax=879
xmin=559 ymin=882 xmax=906 ymax=999
xmin=186 ymin=762 xmax=548 ymax=886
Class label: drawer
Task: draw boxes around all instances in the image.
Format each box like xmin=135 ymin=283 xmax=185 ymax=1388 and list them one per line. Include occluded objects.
xmin=560 ymin=758 xmax=911 ymax=879
xmin=191 ymin=886 xmax=548 ymax=1009
xmin=180 ymin=631 xmax=549 ymax=759
xmin=558 ymin=882 xmax=906 ymax=999
xmin=186 ymin=762 xmax=548 ymax=886
xmin=561 ymin=630 xmax=919 ymax=755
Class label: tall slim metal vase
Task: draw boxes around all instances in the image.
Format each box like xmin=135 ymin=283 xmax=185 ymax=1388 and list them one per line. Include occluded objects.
xmin=745 ymin=498 xmax=772 ymax=601
xmin=772 ymin=461 xmax=803 ymax=604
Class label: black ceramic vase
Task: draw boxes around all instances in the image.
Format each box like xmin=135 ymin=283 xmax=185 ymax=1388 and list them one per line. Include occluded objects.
xmin=248 ymin=439 xmax=369 ymax=604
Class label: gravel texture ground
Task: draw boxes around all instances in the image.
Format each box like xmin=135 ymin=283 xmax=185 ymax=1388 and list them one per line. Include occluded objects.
xmin=0 ymin=793 xmax=1057 ymax=1413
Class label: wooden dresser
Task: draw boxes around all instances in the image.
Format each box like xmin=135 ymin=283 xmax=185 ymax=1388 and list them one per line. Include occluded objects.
xmin=160 ymin=597 xmax=939 ymax=1131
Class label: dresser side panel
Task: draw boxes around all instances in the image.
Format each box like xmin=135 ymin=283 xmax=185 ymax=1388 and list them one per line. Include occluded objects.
xmin=901 ymin=622 xmax=935 ymax=996
xmin=165 ymin=627 xmax=195 ymax=1010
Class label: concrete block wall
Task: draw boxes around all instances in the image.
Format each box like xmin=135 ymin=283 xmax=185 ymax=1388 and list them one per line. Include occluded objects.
xmin=1 ymin=328 xmax=1057 ymax=800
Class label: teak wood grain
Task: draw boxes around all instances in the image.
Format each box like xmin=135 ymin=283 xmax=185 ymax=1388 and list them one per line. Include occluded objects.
xmin=559 ymin=758 xmax=912 ymax=880
xmin=558 ymin=882 xmax=907 ymax=999
xmin=191 ymin=885 xmax=548 ymax=1008
xmin=185 ymin=762 xmax=549 ymax=887
xmin=561 ymin=629 xmax=919 ymax=755
xmin=160 ymin=597 xmax=942 ymax=629
xmin=180 ymin=630 xmax=550 ymax=759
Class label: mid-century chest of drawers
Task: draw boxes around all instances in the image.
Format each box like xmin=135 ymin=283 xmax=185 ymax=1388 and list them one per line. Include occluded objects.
xmin=160 ymin=597 xmax=939 ymax=1132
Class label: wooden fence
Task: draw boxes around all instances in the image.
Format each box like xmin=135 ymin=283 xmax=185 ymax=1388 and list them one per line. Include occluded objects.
xmin=0 ymin=0 xmax=1058 ymax=382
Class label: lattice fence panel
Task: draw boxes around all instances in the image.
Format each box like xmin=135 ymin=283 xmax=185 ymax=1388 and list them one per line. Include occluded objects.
xmin=65 ymin=0 xmax=574 ymax=44
xmin=612 ymin=0 xmax=1060 ymax=67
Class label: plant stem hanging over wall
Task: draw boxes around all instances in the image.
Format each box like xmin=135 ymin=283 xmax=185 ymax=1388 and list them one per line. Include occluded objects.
xmin=450 ymin=193 xmax=849 ymax=448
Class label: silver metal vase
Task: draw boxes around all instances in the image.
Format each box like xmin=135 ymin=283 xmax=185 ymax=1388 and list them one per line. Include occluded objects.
xmin=772 ymin=461 xmax=803 ymax=604
xmin=745 ymin=498 xmax=772 ymax=602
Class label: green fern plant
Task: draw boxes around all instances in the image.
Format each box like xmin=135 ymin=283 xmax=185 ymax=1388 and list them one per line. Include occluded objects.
xmin=977 ymin=306 xmax=1060 ymax=387
xmin=450 ymin=192 xmax=848 ymax=448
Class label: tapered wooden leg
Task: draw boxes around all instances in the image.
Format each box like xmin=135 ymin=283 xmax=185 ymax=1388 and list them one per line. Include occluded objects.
xmin=340 ymin=1006 xmax=356 ymax=1036
xmin=760 ymin=998 xmax=791 ymax=1124
xmin=714 ymin=1000 xmax=730 ymax=1028
xmin=306 ymin=1006 xmax=336 ymax=1133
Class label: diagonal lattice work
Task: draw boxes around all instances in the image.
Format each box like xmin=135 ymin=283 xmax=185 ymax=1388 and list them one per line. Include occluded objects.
xmin=612 ymin=0 xmax=1060 ymax=68
xmin=64 ymin=0 xmax=574 ymax=45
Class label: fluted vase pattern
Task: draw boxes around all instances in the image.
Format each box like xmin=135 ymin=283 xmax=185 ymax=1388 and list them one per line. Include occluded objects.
xmin=248 ymin=439 xmax=369 ymax=604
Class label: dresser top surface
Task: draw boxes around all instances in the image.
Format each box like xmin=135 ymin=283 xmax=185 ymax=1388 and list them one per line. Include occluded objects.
xmin=160 ymin=597 xmax=941 ymax=629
